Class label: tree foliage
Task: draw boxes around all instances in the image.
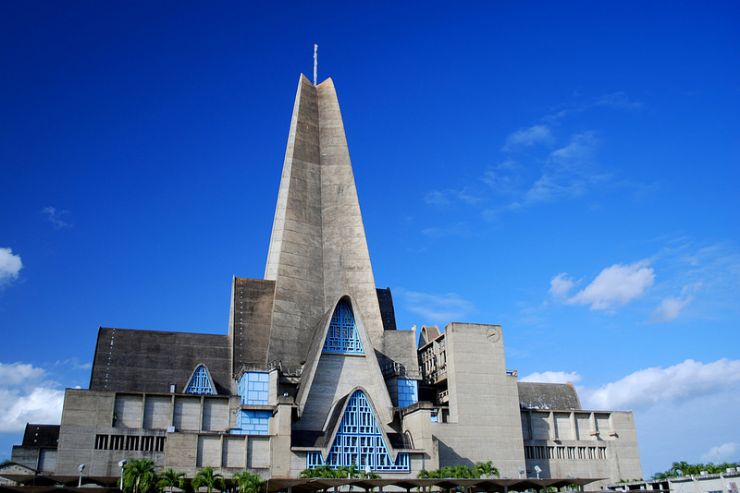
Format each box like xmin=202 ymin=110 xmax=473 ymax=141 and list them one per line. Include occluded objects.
xmin=652 ymin=461 xmax=740 ymax=480
xmin=298 ymin=466 xmax=380 ymax=479
xmin=157 ymin=469 xmax=185 ymax=493
xmin=418 ymin=462 xmax=500 ymax=479
xmin=232 ymin=471 xmax=264 ymax=493
xmin=192 ymin=467 xmax=226 ymax=493
xmin=123 ymin=459 xmax=158 ymax=493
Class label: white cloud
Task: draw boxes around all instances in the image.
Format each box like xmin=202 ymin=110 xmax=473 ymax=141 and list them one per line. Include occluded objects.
xmin=549 ymin=273 xmax=576 ymax=298
xmin=503 ymin=125 xmax=554 ymax=151
xmin=421 ymin=222 xmax=471 ymax=239
xmin=701 ymin=442 xmax=738 ymax=463
xmin=549 ymin=131 xmax=598 ymax=164
xmin=652 ymin=295 xmax=693 ymax=322
xmin=0 ymin=387 xmax=65 ymax=432
xmin=0 ymin=363 xmax=46 ymax=386
xmin=41 ymin=206 xmax=71 ymax=230
xmin=0 ymin=248 xmax=23 ymax=286
xmin=523 ymin=132 xmax=607 ymax=205
xmin=397 ymin=289 xmax=474 ymax=323
xmin=0 ymin=362 xmax=64 ymax=432
xmin=481 ymin=160 xmax=523 ymax=195
xmin=567 ymin=260 xmax=654 ymax=310
xmin=521 ymin=371 xmax=582 ymax=384
xmin=582 ymin=358 xmax=740 ymax=411
xmin=425 ymin=188 xmax=482 ymax=208
xmin=594 ymin=92 xmax=643 ymax=110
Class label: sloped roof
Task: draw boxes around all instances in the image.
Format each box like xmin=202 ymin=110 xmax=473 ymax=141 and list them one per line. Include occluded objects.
xmin=21 ymin=424 xmax=59 ymax=449
xmin=89 ymin=328 xmax=231 ymax=394
xmin=517 ymin=382 xmax=582 ymax=410
xmin=231 ymin=277 xmax=275 ymax=370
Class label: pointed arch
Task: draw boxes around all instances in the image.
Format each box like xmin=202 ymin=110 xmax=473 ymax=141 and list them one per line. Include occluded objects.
xmin=307 ymin=389 xmax=409 ymax=472
xmin=323 ymin=300 xmax=364 ymax=354
xmin=295 ymin=295 xmax=395 ymax=425
xmin=184 ymin=364 xmax=216 ymax=395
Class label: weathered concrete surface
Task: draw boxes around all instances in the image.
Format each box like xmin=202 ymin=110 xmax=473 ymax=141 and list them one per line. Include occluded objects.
xmin=90 ymin=328 xmax=231 ymax=394
xmin=295 ymin=296 xmax=394 ymax=429
xmin=522 ymin=409 xmax=642 ymax=488
xmin=430 ymin=324 xmax=527 ymax=479
xmin=263 ymin=75 xmax=387 ymax=372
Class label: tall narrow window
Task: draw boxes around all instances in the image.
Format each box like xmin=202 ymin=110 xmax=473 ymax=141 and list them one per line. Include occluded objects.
xmin=185 ymin=365 xmax=216 ymax=395
xmin=323 ymin=301 xmax=364 ymax=354
xmin=306 ymin=390 xmax=409 ymax=472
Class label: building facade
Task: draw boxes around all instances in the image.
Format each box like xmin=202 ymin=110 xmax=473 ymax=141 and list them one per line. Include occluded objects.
xmin=13 ymin=74 xmax=643 ymax=485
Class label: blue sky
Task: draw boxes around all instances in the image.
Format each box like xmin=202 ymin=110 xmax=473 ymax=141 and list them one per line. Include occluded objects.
xmin=1 ymin=1 xmax=739 ymax=476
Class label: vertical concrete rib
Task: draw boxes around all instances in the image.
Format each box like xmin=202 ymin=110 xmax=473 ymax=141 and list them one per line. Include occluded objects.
xmin=264 ymin=75 xmax=326 ymax=370
xmin=263 ymin=75 xmax=384 ymax=369
xmin=317 ymin=78 xmax=385 ymax=348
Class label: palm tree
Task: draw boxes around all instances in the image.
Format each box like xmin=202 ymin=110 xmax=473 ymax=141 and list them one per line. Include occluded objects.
xmin=300 ymin=465 xmax=337 ymax=478
xmin=157 ymin=469 xmax=185 ymax=493
xmin=232 ymin=471 xmax=264 ymax=493
xmin=192 ymin=467 xmax=225 ymax=493
xmin=123 ymin=459 xmax=158 ymax=493
xmin=474 ymin=462 xmax=500 ymax=479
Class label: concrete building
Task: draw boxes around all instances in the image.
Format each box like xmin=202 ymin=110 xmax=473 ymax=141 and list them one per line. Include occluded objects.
xmin=6 ymin=74 xmax=643 ymax=486
xmin=607 ymin=470 xmax=740 ymax=493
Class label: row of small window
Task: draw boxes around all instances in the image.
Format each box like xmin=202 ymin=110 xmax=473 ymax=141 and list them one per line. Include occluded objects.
xmin=94 ymin=434 xmax=166 ymax=452
xmin=525 ymin=445 xmax=607 ymax=461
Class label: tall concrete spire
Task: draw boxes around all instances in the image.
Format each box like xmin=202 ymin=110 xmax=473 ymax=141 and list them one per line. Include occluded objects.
xmin=264 ymin=75 xmax=385 ymax=370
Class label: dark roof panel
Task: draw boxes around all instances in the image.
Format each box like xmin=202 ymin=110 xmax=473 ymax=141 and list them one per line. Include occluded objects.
xmin=89 ymin=328 xmax=231 ymax=394
xmin=517 ymin=382 xmax=582 ymax=410
xmin=232 ymin=278 xmax=275 ymax=372
xmin=21 ymin=424 xmax=59 ymax=449
xmin=376 ymin=288 xmax=397 ymax=331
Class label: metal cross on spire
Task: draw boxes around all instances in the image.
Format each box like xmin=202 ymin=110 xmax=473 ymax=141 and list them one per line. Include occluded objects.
xmin=313 ymin=44 xmax=318 ymax=85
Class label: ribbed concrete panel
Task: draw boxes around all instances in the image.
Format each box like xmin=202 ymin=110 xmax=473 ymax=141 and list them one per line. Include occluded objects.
xmin=317 ymin=79 xmax=385 ymax=348
xmin=260 ymin=75 xmax=385 ymax=369
xmin=264 ymin=75 xmax=327 ymax=370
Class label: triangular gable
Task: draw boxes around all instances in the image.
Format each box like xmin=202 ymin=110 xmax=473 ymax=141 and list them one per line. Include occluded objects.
xmin=295 ymin=295 xmax=393 ymax=425
xmin=184 ymin=364 xmax=216 ymax=395
xmin=307 ymin=389 xmax=409 ymax=472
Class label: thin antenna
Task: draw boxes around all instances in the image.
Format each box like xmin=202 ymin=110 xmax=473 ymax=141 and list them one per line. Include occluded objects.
xmin=313 ymin=44 xmax=318 ymax=85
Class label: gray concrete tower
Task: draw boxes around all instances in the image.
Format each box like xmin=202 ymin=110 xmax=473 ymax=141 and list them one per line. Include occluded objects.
xmin=264 ymin=75 xmax=384 ymax=371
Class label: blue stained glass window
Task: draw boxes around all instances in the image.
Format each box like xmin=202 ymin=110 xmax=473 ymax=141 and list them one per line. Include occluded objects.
xmin=234 ymin=410 xmax=271 ymax=435
xmin=238 ymin=372 xmax=269 ymax=405
xmin=323 ymin=301 xmax=364 ymax=354
xmin=306 ymin=390 xmax=409 ymax=472
xmin=185 ymin=365 xmax=216 ymax=395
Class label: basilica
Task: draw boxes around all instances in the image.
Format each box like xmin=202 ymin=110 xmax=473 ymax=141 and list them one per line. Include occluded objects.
xmin=7 ymin=74 xmax=642 ymax=487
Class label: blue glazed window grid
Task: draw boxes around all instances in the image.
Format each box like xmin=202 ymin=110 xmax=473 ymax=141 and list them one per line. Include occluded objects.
xmin=396 ymin=379 xmax=418 ymax=408
xmin=306 ymin=390 xmax=409 ymax=472
xmin=235 ymin=410 xmax=271 ymax=435
xmin=185 ymin=365 xmax=216 ymax=395
xmin=323 ymin=302 xmax=364 ymax=354
xmin=239 ymin=372 xmax=269 ymax=405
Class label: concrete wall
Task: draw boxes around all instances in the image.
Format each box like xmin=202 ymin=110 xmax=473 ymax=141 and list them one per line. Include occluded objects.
xmin=522 ymin=409 xmax=642 ymax=486
xmin=57 ymin=388 xmax=269 ymax=478
xmin=430 ymin=323 xmax=526 ymax=479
